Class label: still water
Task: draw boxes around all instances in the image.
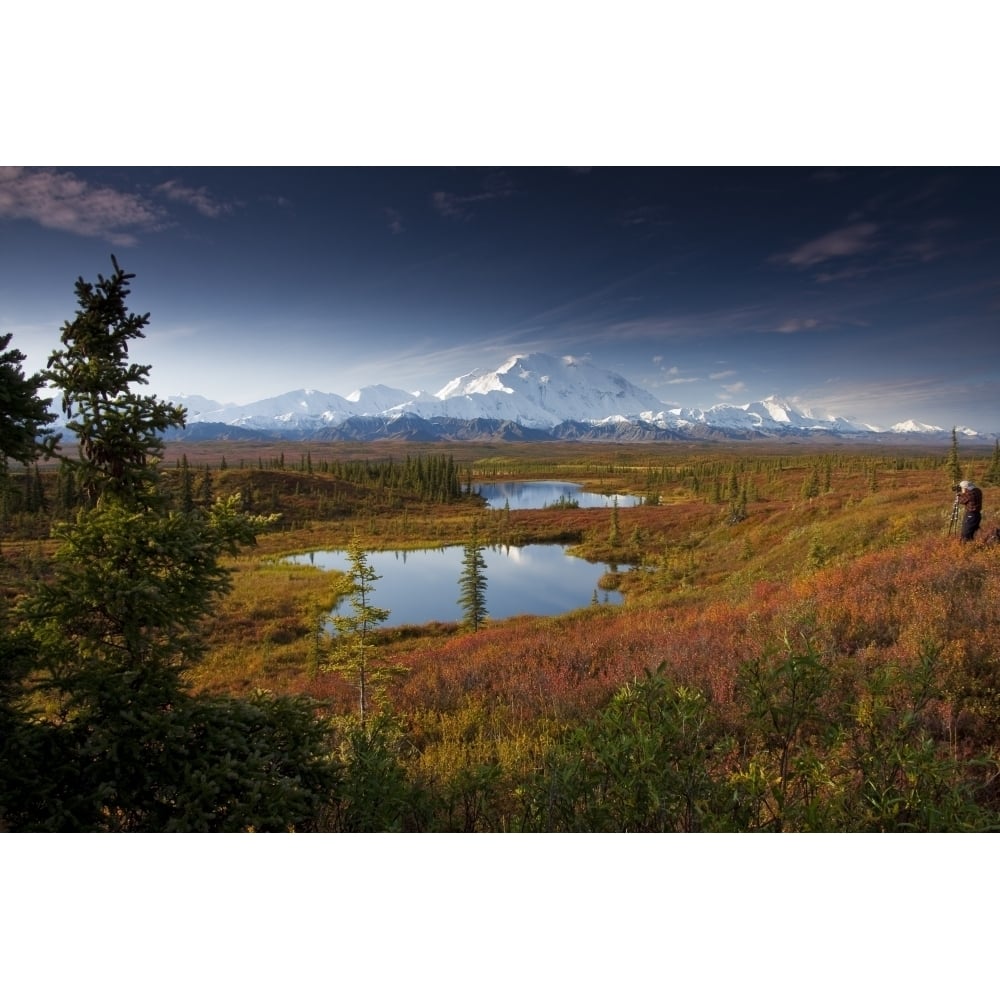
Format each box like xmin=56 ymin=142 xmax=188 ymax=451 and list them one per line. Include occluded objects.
xmin=288 ymin=544 xmax=623 ymax=628
xmin=474 ymin=480 xmax=642 ymax=510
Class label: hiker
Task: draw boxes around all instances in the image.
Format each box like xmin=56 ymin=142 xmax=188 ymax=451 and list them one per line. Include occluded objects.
xmin=957 ymin=480 xmax=983 ymax=542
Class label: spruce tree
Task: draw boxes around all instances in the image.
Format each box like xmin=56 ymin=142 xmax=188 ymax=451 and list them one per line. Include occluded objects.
xmin=0 ymin=333 xmax=56 ymax=550
xmin=45 ymin=257 xmax=186 ymax=507
xmin=947 ymin=427 xmax=963 ymax=486
xmin=727 ymin=468 xmax=739 ymax=501
xmin=802 ymin=466 xmax=821 ymax=500
xmin=0 ymin=332 xmax=56 ymax=474
xmin=324 ymin=536 xmax=390 ymax=726
xmin=3 ymin=259 xmax=336 ymax=831
xmin=983 ymin=439 xmax=1000 ymax=487
xmin=609 ymin=495 xmax=621 ymax=546
xmin=179 ymin=453 xmax=194 ymax=512
xmin=458 ymin=534 xmax=488 ymax=632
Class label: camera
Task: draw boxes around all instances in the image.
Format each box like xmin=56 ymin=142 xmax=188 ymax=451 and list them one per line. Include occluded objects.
xmin=953 ymin=484 xmax=962 ymax=493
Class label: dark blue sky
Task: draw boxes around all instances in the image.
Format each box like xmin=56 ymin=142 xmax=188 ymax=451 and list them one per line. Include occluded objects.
xmin=2 ymin=165 xmax=998 ymax=430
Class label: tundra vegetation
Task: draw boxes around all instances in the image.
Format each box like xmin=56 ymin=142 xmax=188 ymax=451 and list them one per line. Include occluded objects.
xmin=3 ymin=263 xmax=1000 ymax=832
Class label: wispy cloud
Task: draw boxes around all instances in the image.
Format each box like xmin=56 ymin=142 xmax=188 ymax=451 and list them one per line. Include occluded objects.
xmin=383 ymin=207 xmax=404 ymax=235
xmin=488 ymin=263 xmax=666 ymax=346
xmin=807 ymin=375 xmax=998 ymax=427
xmin=617 ymin=204 xmax=670 ymax=228
xmin=812 ymin=217 xmax=958 ymax=282
xmin=709 ymin=369 xmax=737 ymax=380
xmin=776 ymin=221 xmax=879 ymax=269
xmin=776 ymin=317 xmax=820 ymax=333
xmin=0 ymin=166 xmax=161 ymax=245
xmin=431 ymin=190 xmax=491 ymax=221
xmin=602 ymin=300 xmax=783 ymax=345
xmin=431 ymin=171 xmax=513 ymax=222
xmin=652 ymin=362 xmax=698 ymax=386
xmin=814 ymin=265 xmax=882 ymax=284
xmin=155 ymin=179 xmax=233 ymax=218
xmin=899 ymin=217 xmax=955 ymax=264
xmin=710 ymin=382 xmax=746 ymax=404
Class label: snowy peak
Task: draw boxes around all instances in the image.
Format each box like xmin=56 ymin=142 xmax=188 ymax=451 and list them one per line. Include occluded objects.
xmin=191 ymin=389 xmax=355 ymax=429
xmin=429 ymin=353 xmax=667 ymax=428
xmin=170 ymin=393 xmax=227 ymax=417
xmin=346 ymin=384 xmax=419 ymax=412
xmin=661 ymin=394 xmax=869 ymax=435
xmin=891 ymin=419 xmax=944 ymax=434
xmin=166 ymin=353 xmax=987 ymax=441
xmin=749 ymin=395 xmax=798 ymax=424
xmin=435 ymin=368 xmax=512 ymax=399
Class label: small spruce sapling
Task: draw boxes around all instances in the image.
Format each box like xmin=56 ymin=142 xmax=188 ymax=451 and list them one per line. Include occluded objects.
xmin=324 ymin=536 xmax=391 ymax=726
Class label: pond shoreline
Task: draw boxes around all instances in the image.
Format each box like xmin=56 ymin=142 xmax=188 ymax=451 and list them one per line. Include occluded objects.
xmin=286 ymin=541 xmax=626 ymax=629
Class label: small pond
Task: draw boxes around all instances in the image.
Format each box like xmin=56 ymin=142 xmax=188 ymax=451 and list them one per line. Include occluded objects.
xmin=473 ymin=480 xmax=643 ymax=510
xmin=288 ymin=544 xmax=624 ymax=628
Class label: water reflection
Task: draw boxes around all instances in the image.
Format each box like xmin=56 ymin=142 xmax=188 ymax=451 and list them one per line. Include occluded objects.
xmin=287 ymin=544 xmax=623 ymax=627
xmin=474 ymin=480 xmax=642 ymax=510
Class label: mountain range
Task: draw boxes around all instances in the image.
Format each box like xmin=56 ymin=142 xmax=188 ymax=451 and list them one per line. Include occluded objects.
xmin=162 ymin=353 xmax=985 ymax=443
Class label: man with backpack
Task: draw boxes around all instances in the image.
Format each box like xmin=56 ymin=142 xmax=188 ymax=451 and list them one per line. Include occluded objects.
xmin=957 ymin=480 xmax=983 ymax=542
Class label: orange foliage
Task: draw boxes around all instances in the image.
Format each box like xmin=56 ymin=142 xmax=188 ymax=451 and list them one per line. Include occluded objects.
xmin=376 ymin=533 xmax=1000 ymax=745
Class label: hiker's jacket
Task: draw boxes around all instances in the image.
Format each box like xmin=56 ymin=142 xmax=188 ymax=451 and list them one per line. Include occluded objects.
xmin=959 ymin=487 xmax=983 ymax=514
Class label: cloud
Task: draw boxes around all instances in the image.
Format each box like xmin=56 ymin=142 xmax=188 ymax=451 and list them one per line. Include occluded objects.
xmin=431 ymin=171 xmax=513 ymax=222
xmin=709 ymin=369 xmax=737 ymax=380
xmin=431 ymin=190 xmax=487 ymax=221
xmin=654 ymin=363 xmax=699 ymax=385
xmin=806 ymin=375 xmax=1000 ymax=428
xmin=776 ymin=221 xmax=879 ymax=269
xmin=617 ymin=204 xmax=670 ymax=228
xmin=776 ymin=317 xmax=820 ymax=333
xmin=155 ymin=179 xmax=233 ymax=218
xmin=717 ymin=381 xmax=746 ymax=398
xmin=813 ymin=264 xmax=881 ymax=284
xmin=383 ymin=207 xmax=404 ymax=235
xmin=0 ymin=166 xmax=161 ymax=245
xmin=899 ymin=217 xmax=955 ymax=263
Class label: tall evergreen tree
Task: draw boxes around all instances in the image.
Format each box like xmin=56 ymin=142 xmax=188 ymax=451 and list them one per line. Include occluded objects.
xmin=983 ymin=439 xmax=1000 ymax=487
xmin=179 ymin=453 xmax=194 ymax=512
xmin=0 ymin=333 xmax=56 ymax=548
xmin=45 ymin=256 xmax=186 ymax=507
xmin=458 ymin=534 xmax=488 ymax=632
xmin=3 ymin=260 xmax=335 ymax=831
xmin=802 ymin=466 xmax=821 ymax=500
xmin=947 ymin=427 xmax=963 ymax=486
xmin=609 ymin=495 xmax=621 ymax=546
xmin=325 ymin=537 xmax=390 ymax=727
xmin=727 ymin=467 xmax=739 ymax=500
xmin=0 ymin=332 xmax=56 ymax=474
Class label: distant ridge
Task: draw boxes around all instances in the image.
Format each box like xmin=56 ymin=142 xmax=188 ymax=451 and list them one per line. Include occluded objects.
xmin=160 ymin=352 xmax=989 ymax=443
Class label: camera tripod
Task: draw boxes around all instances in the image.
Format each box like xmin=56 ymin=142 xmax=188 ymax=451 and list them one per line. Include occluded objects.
xmin=949 ymin=496 xmax=961 ymax=535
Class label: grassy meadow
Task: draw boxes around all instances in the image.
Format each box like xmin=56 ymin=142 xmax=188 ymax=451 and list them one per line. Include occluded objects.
xmin=5 ymin=438 xmax=1000 ymax=830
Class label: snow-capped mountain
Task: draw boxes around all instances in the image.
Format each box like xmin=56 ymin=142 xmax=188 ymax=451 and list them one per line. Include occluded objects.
xmin=660 ymin=396 xmax=869 ymax=436
xmin=346 ymin=384 xmax=422 ymax=412
xmin=169 ymin=394 xmax=228 ymax=418
xmin=411 ymin=353 xmax=669 ymax=428
xmin=162 ymin=353 xmax=986 ymax=442
xmin=187 ymin=388 xmax=357 ymax=430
